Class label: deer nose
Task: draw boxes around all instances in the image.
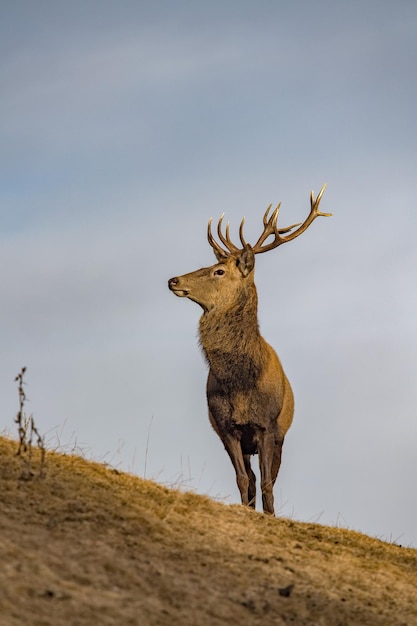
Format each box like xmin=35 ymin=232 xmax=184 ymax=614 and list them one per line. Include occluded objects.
xmin=168 ymin=277 xmax=179 ymax=290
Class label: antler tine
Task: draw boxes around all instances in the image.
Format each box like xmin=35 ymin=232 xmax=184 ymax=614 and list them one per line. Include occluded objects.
xmin=278 ymin=222 xmax=302 ymax=234
xmin=223 ymin=221 xmax=241 ymax=254
xmin=252 ymin=203 xmax=282 ymax=252
xmin=217 ymin=214 xmax=230 ymax=250
xmin=239 ymin=217 xmax=247 ymax=248
xmin=310 ymin=183 xmax=330 ymax=216
xmin=262 ymin=204 xmax=273 ymax=227
xmin=208 ymin=216 xmax=228 ymax=258
xmin=270 ymin=204 xmax=280 ymax=231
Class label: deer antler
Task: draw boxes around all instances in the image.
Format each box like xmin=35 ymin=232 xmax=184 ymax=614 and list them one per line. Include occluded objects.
xmin=207 ymin=184 xmax=331 ymax=258
xmin=252 ymin=183 xmax=331 ymax=254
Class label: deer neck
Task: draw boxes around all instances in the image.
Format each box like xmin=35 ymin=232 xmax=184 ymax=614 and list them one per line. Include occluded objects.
xmin=198 ymin=285 xmax=265 ymax=388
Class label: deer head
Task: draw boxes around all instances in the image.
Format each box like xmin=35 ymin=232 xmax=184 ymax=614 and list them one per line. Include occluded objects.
xmin=168 ymin=184 xmax=331 ymax=313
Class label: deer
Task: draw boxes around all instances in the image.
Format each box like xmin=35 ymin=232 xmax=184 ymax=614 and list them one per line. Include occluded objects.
xmin=168 ymin=185 xmax=331 ymax=515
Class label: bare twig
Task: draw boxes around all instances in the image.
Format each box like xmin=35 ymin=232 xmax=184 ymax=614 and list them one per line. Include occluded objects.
xmin=14 ymin=367 xmax=46 ymax=479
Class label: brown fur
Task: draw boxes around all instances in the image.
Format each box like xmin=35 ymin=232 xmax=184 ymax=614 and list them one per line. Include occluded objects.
xmin=169 ymin=250 xmax=294 ymax=514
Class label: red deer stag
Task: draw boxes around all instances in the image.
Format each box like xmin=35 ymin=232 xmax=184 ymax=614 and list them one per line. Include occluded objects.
xmin=168 ymin=185 xmax=331 ymax=514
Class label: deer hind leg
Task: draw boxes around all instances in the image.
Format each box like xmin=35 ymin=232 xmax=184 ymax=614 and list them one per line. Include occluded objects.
xmin=271 ymin=437 xmax=284 ymax=486
xmin=257 ymin=432 xmax=275 ymax=515
xmin=243 ymin=454 xmax=256 ymax=509
xmin=222 ymin=434 xmax=250 ymax=506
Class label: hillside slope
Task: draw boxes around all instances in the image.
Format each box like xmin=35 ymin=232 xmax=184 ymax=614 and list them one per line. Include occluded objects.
xmin=0 ymin=436 xmax=416 ymax=626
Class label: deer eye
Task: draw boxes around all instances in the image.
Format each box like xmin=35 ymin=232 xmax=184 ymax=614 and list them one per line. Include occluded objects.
xmin=214 ymin=269 xmax=225 ymax=276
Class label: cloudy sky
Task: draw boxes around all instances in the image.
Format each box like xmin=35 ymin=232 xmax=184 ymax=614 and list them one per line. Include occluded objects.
xmin=1 ymin=1 xmax=416 ymax=546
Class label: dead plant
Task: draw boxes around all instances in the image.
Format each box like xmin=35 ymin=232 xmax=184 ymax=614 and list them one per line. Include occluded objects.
xmin=14 ymin=367 xmax=46 ymax=479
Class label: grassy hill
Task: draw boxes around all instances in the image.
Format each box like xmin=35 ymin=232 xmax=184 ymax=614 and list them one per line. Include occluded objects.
xmin=1 ymin=435 xmax=416 ymax=626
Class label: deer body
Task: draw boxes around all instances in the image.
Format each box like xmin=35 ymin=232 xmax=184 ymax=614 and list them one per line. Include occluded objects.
xmin=169 ymin=186 xmax=330 ymax=514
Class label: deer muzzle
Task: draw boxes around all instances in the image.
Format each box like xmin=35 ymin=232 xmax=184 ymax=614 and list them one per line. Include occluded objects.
xmin=168 ymin=277 xmax=189 ymax=297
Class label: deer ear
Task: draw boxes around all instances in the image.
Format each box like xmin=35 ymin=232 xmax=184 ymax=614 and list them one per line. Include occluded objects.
xmin=236 ymin=245 xmax=255 ymax=277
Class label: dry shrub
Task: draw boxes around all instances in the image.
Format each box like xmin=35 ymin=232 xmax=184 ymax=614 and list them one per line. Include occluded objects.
xmin=14 ymin=367 xmax=46 ymax=479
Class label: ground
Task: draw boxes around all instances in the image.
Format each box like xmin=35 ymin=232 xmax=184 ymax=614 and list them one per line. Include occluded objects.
xmin=0 ymin=436 xmax=416 ymax=626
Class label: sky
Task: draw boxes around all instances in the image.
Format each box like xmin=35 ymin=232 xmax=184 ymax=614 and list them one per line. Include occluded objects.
xmin=1 ymin=1 xmax=416 ymax=546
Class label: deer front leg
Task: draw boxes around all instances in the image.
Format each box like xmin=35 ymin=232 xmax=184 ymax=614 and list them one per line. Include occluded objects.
xmin=244 ymin=454 xmax=256 ymax=509
xmin=257 ymin=432 xmax=275 ymax=515
xmin=222 ymin=434 xmax=250 ymax=506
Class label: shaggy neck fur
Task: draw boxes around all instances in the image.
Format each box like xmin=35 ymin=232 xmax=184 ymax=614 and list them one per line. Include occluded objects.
xmin=199 ymin=283 xmax=266 ymax=391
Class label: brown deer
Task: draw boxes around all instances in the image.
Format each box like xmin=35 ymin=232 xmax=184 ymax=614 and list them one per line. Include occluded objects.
xmin=168 ymin=185 xmax=331 ymax=514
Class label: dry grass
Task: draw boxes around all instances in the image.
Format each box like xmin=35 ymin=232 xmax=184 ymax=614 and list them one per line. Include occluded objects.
xmin=0 ymin=435 xmax=416 ymax=626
